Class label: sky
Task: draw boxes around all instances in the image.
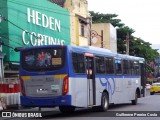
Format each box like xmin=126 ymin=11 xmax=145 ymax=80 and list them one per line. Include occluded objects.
xmin=87 ymin=0 xmax=160 ymax=51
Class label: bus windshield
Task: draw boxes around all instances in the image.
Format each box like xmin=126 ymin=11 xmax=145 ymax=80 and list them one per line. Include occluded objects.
xmin=22 ymin=48 xmax=65 ymax=71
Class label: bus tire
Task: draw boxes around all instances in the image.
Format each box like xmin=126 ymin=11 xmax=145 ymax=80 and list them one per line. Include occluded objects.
xmin=150 ymin=92 xmax=154 ymax=95
xmin=59 ymin=106 xmax=75 ymax=113
xmin=99 ymin=92 xmax=109 ymax=112
xmin=132 ymin=92 xmax=138 ymax=105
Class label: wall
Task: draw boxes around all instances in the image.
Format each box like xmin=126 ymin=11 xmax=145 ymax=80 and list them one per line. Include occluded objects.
xmin=64 ymin=0 xmax=90 ymax=46
xmin=91 ymin=23 xmax=117 ymax=53
xmin=64 ymin=0 xmax=88 ymax=18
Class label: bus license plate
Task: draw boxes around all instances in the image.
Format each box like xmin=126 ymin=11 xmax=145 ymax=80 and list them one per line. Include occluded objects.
xmin=37 ymin=89 xmax=48 ymax=94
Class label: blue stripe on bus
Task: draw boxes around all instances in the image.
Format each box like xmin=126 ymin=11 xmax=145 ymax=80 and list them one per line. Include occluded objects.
xmin=69 ymin=74 xmax=140 ymax=79
xmin=99 ymin=77 xmax=116 ymax=95
xmin=20 ymin=95 xmax=72 ymax=107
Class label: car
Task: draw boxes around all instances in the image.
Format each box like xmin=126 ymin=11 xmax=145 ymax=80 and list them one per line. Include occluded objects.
xmin=150 ymin=83 xmax=160 ymax=95
xmin=146 ymin=84 xmax=151 ymax=89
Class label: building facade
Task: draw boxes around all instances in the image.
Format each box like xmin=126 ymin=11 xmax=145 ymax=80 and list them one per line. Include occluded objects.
xmin=91 ymin=23 xmax=117 ymax=53
xmin=50 ymin=0 xmax=91 ymax=46
xmin=0 ymin=0 xmax=70 ymax=72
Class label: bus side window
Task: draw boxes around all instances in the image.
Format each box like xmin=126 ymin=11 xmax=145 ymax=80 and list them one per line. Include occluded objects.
xmin=87 ymin=62 xmax=93 ymax=75
xmin=123 ymin=60 xmax=129 ymax=75
xmin=95 ymin=56 xmax=105 ymax=74
xmin=72 ymin=52 xmax=85 ymax=74
xmin=85 ymin=58 xmax=93 ymax=79
xmin=130 ymin=61 xmax=134 ymax=75
xmin=134 ymin=61 xmax=140 ymax=75
xmin=105 ymin=57 xmax=114 ymax=74
xmin=115 ymin=59 xmax=122 ymax=75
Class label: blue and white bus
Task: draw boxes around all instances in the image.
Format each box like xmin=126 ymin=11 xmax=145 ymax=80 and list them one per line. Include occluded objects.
xmin=19 ymin=45 xmax=145 ymax=113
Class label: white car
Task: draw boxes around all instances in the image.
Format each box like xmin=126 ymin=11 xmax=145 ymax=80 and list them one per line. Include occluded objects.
xmin=146 ymin=84 xmax=151 ymax=89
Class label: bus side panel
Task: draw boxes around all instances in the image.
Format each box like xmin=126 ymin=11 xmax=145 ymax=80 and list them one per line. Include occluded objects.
xmin=130 ymin=77 xmax=141 ymax=100
xmin=124 ymin=77 xmax=141 ymax=101
xmin=95 ymin=77 xmax=104 ymax=106
xmin=67 ymin=47 xmax=88 ymax=107
xmin=110 ymin=76 xmax=141 ymax=104
xmin=95 ymin=76 xmax=116 ymax=105
xmin=68 ymin=77 xmax=88 ymax=107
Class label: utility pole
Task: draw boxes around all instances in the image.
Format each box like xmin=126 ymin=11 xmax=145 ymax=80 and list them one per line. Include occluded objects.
xmin=126 ymin=33 xmax=129 ymax=55
xmin=101 ymin=30 xmax=103 ymax=48
xmin=87 ymin=16 xmax=92 ymax=46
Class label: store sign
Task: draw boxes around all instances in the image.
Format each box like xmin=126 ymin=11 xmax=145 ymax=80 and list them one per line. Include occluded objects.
xmin=0 ymin=0 xmax=70 ymax=62
xmin=22 ymin=8 xmax=65 ymax=46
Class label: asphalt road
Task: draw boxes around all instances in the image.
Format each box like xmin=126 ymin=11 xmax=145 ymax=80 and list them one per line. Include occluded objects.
xmin=1 ymin=90 xmax=160 ymax=120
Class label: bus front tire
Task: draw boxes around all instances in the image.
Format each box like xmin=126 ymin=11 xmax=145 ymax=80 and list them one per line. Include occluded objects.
xmin=59 ymin=106 xmax=75 ymax=113
xmin=99 ymin=92 xmax=109 ymax=112
xmin=132 ymin=92 xmax=138 ymax=105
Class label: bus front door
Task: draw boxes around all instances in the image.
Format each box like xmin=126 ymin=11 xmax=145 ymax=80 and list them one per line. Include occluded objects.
xmin=86 ymin=56 xmax=96 ymax=106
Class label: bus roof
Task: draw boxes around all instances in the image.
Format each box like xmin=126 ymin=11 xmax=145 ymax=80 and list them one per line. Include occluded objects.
xmin=70 ymin=46 xmax=145 ymax=62
xmin=20 ymin=45 xmax=145 ymax=62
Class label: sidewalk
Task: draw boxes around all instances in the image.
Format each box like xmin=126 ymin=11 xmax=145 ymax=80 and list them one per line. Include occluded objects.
xmin=5 ymin=105 xmax=21 ymax=111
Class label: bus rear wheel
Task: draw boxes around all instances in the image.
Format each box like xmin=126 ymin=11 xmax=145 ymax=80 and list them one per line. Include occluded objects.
xmin=132 ymin=92 xmax=138 ymax=105
xmin=59 ymin=106 xmax=75 ymax=113
xmin=99 ymin=92 xmax=109 ymax=112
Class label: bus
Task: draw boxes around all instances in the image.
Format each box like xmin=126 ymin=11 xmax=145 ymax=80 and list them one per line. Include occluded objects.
xmin=19 ymin=45 xmax=145 ymax=113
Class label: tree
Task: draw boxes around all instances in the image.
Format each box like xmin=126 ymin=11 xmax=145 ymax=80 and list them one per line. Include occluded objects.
xmin=90 ymin=11 xmax=124 ymax=27
xmin=90 ymin=11 xmax=160 ymax=72
xmin=117 ymin=26 xmax=135 ymax=54
xmin=129 ymin=37 xmax=159 ymax=60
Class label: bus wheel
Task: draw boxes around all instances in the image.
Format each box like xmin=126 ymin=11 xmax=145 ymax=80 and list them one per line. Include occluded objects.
xmin=100 ymin=92 xmax=109 ymax=112
xmin=150 ymin=92 xmax=154 ymax=95
xmin=59 ymin=106 xmax=75 ymax=113
xmin=132 ymin=92 xmax=138 ymax=105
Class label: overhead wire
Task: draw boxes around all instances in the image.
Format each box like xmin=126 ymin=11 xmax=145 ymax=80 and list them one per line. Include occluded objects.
xmin=0 ymin=40 xmax=15 ymax=50
xmin=1 ymin=16 xmax=41 ymax=39
xmin=0 ymin=34 xmax=24 ymax=47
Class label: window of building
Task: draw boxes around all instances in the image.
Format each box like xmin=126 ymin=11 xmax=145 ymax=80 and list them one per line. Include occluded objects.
xmin=95 ymin=56 xmax=105 ymax=74
xmin=72 ymin=52 xmax=85 ymax=74
xmin=80 ymin=24 xmax=85 ymax=37
xmin=105 ymin=57 xmax=114 ymax=74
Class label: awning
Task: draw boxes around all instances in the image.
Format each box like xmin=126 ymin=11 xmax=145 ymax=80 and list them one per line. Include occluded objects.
xmin=76 ymin=14 xmax=89 ymax=24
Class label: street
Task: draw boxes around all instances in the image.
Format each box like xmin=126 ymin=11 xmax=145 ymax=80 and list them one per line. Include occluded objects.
xmin=1 ymin=90 xmax=160 ymax=120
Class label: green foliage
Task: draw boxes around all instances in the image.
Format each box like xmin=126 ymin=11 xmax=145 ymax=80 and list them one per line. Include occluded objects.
xmin=129 ymin=38 xmax=159 ymax=61
xmin=90 ymin=11 xmax=124 ymax=27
